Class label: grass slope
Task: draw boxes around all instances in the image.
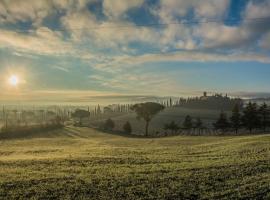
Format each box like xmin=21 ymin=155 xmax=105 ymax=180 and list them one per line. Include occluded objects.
xmin=0 ymin=127 xmax=269 ymax=199
xmin=91 ymin=107 xmax=227 ymax=135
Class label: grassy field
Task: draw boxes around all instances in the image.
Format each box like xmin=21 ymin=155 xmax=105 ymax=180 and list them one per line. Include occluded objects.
xmin=0 ymin=127 xmax=269 ymax=199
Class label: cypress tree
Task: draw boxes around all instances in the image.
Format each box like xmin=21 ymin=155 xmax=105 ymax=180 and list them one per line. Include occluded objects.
xmin=242 ymin=102 xmax=260 ymax=133
xmin=258 ymin=103 xmax=270 ymax=132
xmin=194 ymin=117 xmax=203 ymax=134
xmin=213 ymin=112 xmax=230 ymax=132
xmin=164 ymin=121 xmax=179 ymax=134
xmin=104 ymin=118 xmax=115 ymax=130
xmin=230 ymin=104 xmax=241 ymax=134
xmin=123 ymin=121 xmax=132 ymax=134
xmin=183 ymin=115 xmax=193 ymax=131
xmin=97 ymin=104 xmax=101 ymax=115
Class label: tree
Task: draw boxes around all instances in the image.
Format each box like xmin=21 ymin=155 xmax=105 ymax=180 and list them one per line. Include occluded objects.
xmin=104 ymin=118 xmax=115 ymax=130
xmin=123 ymin=121 xmax=132 ymax=134
xmin=241 ymin=102 xmax=260 ymax=133
xmin=97 ymin=104 xmax=101 ymax=115
xmin=258 ymin=103 xmax=270 ymax=132
xmin=194 ymin=117 xmax=203 ymax=134
xmin=163 ymin=121 xmax=179 ymax=135
xmin=46 ymin=111 xmax=56 ymax=124
xmin=38 ymin=109 xmax=45 ymax=124
xmin=182 ymin=115 xmax=193 ymax=131
xmin=53 ymin=115 xmax=62 ymax=125
xmin=12 ymin=109 xmax=18 ymax=125
xmin=103 ymin=106 xmax=113 ymax=114
xmin=213 ymin=112 xmax=230 ymax=132
xmin=230 ymin=104 xmax=241 ymax=134
xmin=71 ymin=109 xmax=90 ymax=125
xmin=131 ymin=102 xmax=165 ymax=136
xmin=21 ymin=111 xmax=35 ymax=126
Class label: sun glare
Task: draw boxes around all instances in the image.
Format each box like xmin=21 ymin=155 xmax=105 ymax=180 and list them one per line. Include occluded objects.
xmin=8 ymin=75 xmax=19 ymax=86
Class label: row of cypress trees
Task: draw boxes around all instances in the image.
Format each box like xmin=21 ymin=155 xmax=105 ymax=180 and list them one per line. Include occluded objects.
xmin=164 ymin=102 xmax=270 ymax=135
xmin=214 ymin=102 xmax=270 ymax=133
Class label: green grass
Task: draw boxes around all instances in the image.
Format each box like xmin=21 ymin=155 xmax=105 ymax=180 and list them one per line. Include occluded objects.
xmin=0 ymin=127 xmax=269 ymax=199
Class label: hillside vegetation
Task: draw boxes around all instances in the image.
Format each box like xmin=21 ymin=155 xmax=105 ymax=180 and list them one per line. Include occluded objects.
xmin=90 ymin=107 xmax=225 ymax=135
xmin=0 ymin=127 xmax=269 ymax=199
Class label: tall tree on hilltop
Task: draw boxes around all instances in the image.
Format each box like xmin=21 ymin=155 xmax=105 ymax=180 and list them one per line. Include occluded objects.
xmin=131 ymin=102 xmax=165 ymax=136
xmin=230 ymin=104 xmax=242 ymax=134
xmin=241 ymin=102 xmax=260 ymax=133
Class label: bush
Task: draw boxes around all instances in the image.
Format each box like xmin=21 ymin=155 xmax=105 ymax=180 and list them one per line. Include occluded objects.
xmin=163 ymin=121 xmax=179 ymax=134
xmin=104 ymin=118 xmax=115 ymax=130
xmin=123 ymin=121 xmax=132 ymax=134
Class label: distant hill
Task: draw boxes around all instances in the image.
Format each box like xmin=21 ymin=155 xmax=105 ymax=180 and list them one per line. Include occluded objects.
xmin=173 ymin=92 xmax=243 ymax=110
xmin=247 ymin=98 xmax=270 ymax=105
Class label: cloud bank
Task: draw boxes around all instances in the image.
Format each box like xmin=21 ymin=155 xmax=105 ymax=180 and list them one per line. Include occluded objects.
xmin=0 ymin=0 xmax=270 ymax=100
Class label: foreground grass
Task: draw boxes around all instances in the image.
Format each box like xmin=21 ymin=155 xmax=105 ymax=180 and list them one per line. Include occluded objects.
xmin=0 ymin=127 xmax=269 ymax=199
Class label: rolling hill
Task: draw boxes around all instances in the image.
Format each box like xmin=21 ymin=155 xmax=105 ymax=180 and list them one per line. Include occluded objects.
xmin=0 ymin=126 xmax=269 ymax=199
xmin=90 ymin=107 xmax=229 ymax=135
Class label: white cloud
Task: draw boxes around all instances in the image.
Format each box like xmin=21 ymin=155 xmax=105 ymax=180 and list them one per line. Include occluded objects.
xmin=103 ymin=0 xmax=144 ymax=19
xmin=88 ymin=71 xmax=183 ymax=95
xmin=260 ymin=31 xmax=270 ymax=49
xmin=195 ymin=24 xmax=253 ymax=49
xmin=53 ymin=65 xmax=70 ymax=72
xmin=194 ymin=0 xmax=229 ymax=18
xmin=0 ymin=0 xmax=54 ymax=26
xmin=244 ymin=1 xmax=270 ymax=19
xmin=0 ymin=0 xmax=94 ymax=26
xmin=61 ymin=9 xmax=160 ymax=49
xmin=158 ymin=0 xmax=229 ymax=23
xmin=0 ymin=27 xmax=72 ymax=55
xmin=61 ymin=9 xmax=98 ymax=41
xmin=1 ymin=0 xmax=270 ymax=65
xmin=0 ymin=27 xmax=98 ymax=61
xmin=95 ymin=51 xmax=270 ymax=71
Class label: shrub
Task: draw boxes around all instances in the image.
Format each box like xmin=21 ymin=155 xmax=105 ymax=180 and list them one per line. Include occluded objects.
xmin=123 ymin=121 xmax=132 ymax=134
xmin=104 ymin=118 xmax=115 ymax=130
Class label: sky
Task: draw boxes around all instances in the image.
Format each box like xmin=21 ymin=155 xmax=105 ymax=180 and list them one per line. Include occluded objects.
xmin=0 ymin=0 xmax=270 ymax=103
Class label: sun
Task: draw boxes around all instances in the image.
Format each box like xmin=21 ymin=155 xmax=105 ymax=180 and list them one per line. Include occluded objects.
xmin=8 ymin=75 xmax=19 ymax=86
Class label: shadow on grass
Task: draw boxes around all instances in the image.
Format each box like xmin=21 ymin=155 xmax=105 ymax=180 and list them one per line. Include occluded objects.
xmin=0 ymin=124 xmax=64 ymax=140
xmin=87 ymin=125 xmax=179 ymax=139
xmin=88 ymin=125 xmax=270 ymax=138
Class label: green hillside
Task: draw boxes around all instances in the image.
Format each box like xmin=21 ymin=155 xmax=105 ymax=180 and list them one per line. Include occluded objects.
xmin=0 ymin=127 xmax=269 ymax=199
xmin=90 ymin=107 xmax=228 ymax=135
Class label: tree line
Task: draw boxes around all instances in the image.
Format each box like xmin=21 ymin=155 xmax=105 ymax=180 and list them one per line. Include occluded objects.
xmin=0 ymin=107 xmax=68 ymax=129
xmin=214 ymin=102 xmax=270 ymax=133
xmin=71 ymin=101 xmax=270 ymax=137
xmin=158 ymin=93 xmax=243 ymax=111
xmin=103 ymin=102 xmax=270 ymax=136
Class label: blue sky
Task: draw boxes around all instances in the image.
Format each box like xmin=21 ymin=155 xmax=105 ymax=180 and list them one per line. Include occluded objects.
xmin=0 ymin=0 xmax=270 ymax=102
